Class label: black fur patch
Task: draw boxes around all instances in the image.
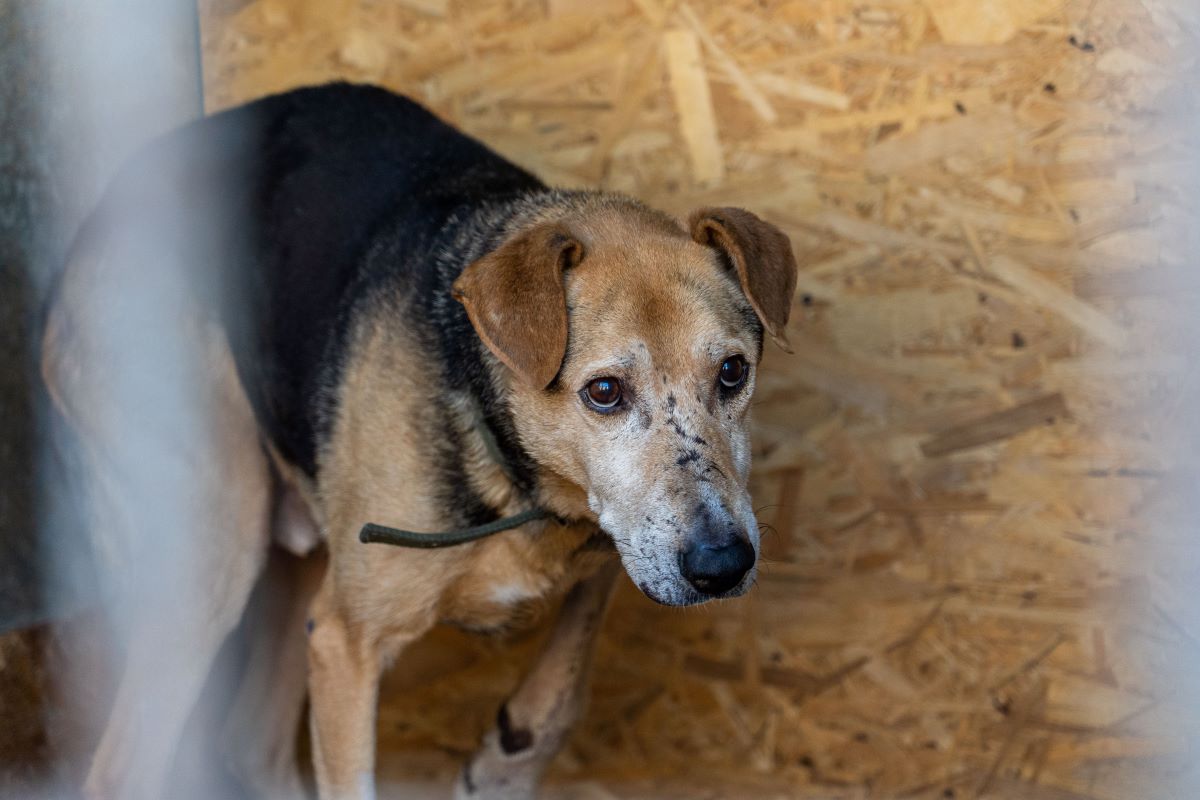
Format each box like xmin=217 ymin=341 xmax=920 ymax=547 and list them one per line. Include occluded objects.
xmin=99 ymin=82 xmax=545 ymax=480
xmin=460 ymin=760 xmax=477 ymax=794
xmin=76 ymin=83 xmax=693 ymax=536
xmin=496 ymin=704 xmax=534 ymax=755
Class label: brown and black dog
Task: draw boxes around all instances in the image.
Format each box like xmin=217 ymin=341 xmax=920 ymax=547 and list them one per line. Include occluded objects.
xmin=41 ymin=83 xmax=797 ymax=799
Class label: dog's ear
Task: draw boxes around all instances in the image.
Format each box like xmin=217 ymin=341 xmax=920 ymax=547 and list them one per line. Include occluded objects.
xmin=688 ymin=207 xmax=798 ymax=352
xmin=452 ymin=223 xmax=583 ymax=388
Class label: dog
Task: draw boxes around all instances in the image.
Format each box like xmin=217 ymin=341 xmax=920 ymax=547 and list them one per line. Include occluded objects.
xmin=40 ymin=82 xmax=798 ymax=799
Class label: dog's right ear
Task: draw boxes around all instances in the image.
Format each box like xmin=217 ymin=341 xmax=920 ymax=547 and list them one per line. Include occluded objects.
xmin=452 ymin=223 xmax=584 ymax=389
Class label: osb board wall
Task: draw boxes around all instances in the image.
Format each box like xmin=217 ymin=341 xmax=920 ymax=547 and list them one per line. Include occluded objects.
xmin=199 ymin=1 xmax=1200 ymax=797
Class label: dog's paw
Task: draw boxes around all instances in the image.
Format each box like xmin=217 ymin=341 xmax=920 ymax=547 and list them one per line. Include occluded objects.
xmin=455 ymin=756 xmax=539 ymax=800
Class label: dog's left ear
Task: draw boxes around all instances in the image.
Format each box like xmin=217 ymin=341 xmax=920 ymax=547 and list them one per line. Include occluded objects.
xmin=689 ymin=207 xmax=798 ymax=352
xmin=452 ymin=222 xmax=584 ymax=388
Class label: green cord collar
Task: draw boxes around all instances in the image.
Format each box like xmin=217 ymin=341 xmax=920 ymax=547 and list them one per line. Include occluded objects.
xmin=358 ymin=406 xmax=550 ymax=549
xmin=360 ymin=507 xmax=552 ymax=549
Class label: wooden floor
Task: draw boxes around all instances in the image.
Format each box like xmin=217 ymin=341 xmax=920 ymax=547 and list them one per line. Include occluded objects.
xmin=196 ymin=0 xmax=1200 ymax=797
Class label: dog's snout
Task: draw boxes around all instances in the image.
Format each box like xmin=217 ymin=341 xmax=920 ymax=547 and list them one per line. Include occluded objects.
xmin=679 ymin=532 xmax=754 ymax=596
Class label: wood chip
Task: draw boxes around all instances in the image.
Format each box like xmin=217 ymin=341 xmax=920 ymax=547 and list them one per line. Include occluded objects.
xmin=986 ymin=255 xmax=1130 ymax=348
xmin=920 ymin=392 xmax=1069 ymax=457
xmin=923 ymin=0 xmax=1060 ymax=45
xmin=663 ymin=28 xmax=725 ymax=186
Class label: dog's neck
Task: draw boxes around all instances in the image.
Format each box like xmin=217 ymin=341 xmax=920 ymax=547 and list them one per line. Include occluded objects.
xmin=428 ymin=192 xmax=597 ymax=516
xmin=452 ymin=388 xmax=591 ymax=522
xmin=468 ymin=395 xmax=525 ymax=488
xmin=358 ymin=396 xmax=559 ymax=549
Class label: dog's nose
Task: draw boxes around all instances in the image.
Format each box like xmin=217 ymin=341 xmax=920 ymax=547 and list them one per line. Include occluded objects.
xmin=679 ymin=535 xmax=754 ymax=596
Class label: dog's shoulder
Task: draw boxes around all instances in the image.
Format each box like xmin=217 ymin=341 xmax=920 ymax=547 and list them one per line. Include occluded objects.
xmin=49 ymin=82 xmax=544 ymax=482
xmin=208 ymin=83 xmax=542 ymax=478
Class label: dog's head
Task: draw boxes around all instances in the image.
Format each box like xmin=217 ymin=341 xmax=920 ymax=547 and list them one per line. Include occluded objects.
xmin=453 ymin=198 xmax=796 ymax=606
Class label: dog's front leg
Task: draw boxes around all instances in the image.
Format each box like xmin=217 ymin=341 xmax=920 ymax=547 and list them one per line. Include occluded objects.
xmin=457 ymin=559 xmax=620 ymax=799
xmin=307 ymin=578 xmax=423 ymax=800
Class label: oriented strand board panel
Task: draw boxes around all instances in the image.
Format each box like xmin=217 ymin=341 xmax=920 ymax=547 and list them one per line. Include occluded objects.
xmin=184 ymin=0 xmax=1200 ymax=797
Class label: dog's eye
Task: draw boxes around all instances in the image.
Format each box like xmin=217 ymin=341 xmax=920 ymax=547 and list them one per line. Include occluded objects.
xmin=718 ymin=356 xmax=748 ymax=390
xmin=582 ymin=377 xmax=622 ymax=411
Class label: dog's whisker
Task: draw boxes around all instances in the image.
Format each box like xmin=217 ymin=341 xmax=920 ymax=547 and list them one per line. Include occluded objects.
xmin=756 ymin=523 xmax=781 ymax=541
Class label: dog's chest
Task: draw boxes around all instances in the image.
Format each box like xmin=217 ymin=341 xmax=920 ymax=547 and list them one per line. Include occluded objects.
xmin=440 ymin=522 xmax=613 ymax=632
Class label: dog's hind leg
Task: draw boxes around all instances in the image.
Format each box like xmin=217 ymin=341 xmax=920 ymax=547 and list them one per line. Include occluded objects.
xmin=63 ymin=327 xmax=274 ymax=800
xmin=456 ymin=560 xmax=619 ymax=800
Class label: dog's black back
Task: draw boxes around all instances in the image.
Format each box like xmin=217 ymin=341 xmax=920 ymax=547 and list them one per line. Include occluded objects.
xmin=91 ymin=83 xmax=543 ymax=478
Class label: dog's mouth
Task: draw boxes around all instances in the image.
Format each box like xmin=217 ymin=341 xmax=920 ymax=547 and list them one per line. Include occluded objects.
xmin=636 ymin=582 xmax=708 ymax=607
xmin=632 ymin=565 xmax=756 ymax=607
xmin=636 ymin=581 xmax=678 ymax=606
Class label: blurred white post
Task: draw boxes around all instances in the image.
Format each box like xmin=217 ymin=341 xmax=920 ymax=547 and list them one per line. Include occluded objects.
xmin=30 ymin=2 xmax=227 ymax=798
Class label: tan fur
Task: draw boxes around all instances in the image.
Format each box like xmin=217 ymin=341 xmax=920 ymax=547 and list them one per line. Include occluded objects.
xmin=454 ymin=561 xmax=619 ymax=800
xmin=43 ymin=190 xmax=797 ymax=800
xmin=308 ymin=197 xmax=796 ymax=797
xmin=306 ymin=308 xmax=617 ymax=796
xmin=496 ymin=201 xmax=783 ymax=605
